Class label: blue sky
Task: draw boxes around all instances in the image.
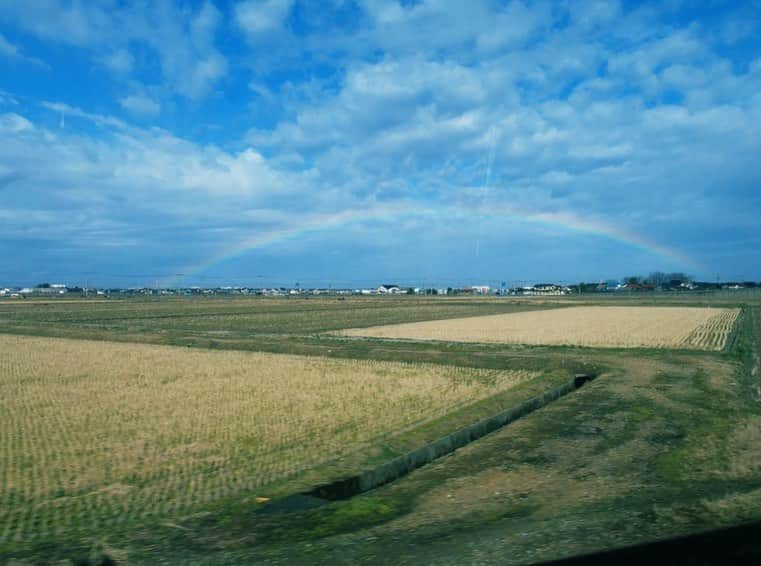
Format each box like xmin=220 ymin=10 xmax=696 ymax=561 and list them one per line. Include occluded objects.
xmin=1 ymin=0 xmax=760 ymax=288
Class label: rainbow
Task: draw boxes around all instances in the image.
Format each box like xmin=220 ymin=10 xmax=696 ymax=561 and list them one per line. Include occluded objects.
xmin=160 ymin=203 xmax=700 ymax=287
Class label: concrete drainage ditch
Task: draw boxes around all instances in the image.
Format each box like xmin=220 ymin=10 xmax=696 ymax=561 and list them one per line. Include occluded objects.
xmin=260 ymin=372 xmax=596 ymax=514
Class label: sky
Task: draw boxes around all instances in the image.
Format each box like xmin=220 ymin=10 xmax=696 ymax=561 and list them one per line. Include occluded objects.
xmin=1 ymin=0 xmax=760 ymax=289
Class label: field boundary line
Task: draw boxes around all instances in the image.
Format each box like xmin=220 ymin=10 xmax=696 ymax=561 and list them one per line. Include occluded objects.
xmin=723 ymin=307 xmax=744 ymax=354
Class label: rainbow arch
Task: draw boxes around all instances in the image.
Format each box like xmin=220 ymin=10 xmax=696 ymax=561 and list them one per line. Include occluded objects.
xmin=160 ymin=203 xmax=700 ymax=286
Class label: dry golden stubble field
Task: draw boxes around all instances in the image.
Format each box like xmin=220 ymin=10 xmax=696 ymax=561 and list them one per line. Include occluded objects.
xmin=337 ymin=306 xmax=740 ymax=351
xmin=0 ymin=334 xmax=536 ymax=542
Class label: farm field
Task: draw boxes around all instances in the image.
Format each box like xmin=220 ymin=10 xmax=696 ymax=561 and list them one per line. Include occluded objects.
xmin=1 ymin=293 xmax=760 ymax=564
xmin=148 ymin=303 xmax=761 ymax=565
xmin=338 ymin=306 xmax=740 ymax=351
xmin=0 ymin=296 xmax=558 ymax=336
xmin=0 ymin=333 xmax=539 ymax=544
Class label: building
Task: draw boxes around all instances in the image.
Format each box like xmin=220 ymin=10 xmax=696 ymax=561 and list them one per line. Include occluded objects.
xmin=376 ymin=284 xmax=402 ymax=294
xmin=621 ymin=282 xmax=654 ymax=292
xmin=510 ymin=283 xmax=569 ymax=296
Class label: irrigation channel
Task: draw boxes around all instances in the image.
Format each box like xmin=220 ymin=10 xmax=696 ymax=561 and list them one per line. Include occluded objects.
xmin=261 ymin=373 xmax=596 ymax=514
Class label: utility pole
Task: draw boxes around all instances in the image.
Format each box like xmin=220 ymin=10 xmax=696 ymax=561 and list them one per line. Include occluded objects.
xmin=176 ymin=273 xmax=185 ymax=295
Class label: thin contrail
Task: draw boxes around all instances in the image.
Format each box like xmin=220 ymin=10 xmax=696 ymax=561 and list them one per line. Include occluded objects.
xmin=475 ymin=128 xmax=499 ymax=258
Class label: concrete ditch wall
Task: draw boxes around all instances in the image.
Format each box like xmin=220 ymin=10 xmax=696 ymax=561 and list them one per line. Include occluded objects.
xmin=307 ymin=373 xmax=595 ymax=501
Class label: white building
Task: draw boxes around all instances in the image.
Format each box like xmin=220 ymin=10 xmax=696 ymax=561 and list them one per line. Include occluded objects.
xmin=377 ymin=284 xmax=402 ymax=294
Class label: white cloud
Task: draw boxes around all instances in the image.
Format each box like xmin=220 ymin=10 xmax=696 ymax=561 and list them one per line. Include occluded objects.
xmin=185 ymin=54 xmax=227 ymax=98
xmin=0 ymin=31 xmax=46 ymax=66
xmin=41 ymin=101 xmax=128 ymax=130
xmin=0 ymin=32 xmax=19 ymax=57
xmin=248 ymin=81 xmax=276 ymax=104
xmin=718 ymin=15 xmax=757 ymax=45
xmin=99 ymin=49 xmax=134 ymax=74
xmin=361 ymin=0 xmax=492 ymax=55
xmin=540 ymin=170 xmax=574 ymax=185
xmin=0 ymin=1 xmax=227 ymax=99
xmin=0 ymin=113 xmax=34 ymax=133
xmin=141 ymin=2 xmax=228 ymax=99
xmin=237 ymin=9 xmax=761 ymax=249
xmin=606 ymin=27 xmax=706 ymax=85
xmin=568 ymin=0 xmax=622 ymax=31
xmin=235 ymin=0 xmax=293 ymax=36
xmin=119 ymin=94 xmax=161 ymax=117
xmin=0 ymin=89 xmax=19 ymax=106
xmin=0 ymin=1 xmax=112 ymax=46
xmin=0 ymin=107 xmax=347 ymax=251
xmin=475 ymin=1 xmax=548 ymax=52
xmin=191 ymin=1 xmax=223 ymax=48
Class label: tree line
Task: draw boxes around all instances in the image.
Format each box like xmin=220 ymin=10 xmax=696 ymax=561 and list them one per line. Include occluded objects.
xmin=622 ymin=272 xmax=691 ymax=287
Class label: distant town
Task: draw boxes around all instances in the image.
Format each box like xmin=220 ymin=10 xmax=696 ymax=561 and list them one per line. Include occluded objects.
xmin=1 ymin=273 xmax=759 ymax=299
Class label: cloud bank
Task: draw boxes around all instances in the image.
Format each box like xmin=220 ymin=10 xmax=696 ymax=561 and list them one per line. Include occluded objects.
xmin=0 ymin=1 xmax=760 ymax=286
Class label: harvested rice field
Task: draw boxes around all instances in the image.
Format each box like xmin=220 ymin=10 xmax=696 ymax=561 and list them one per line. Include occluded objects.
xmin=337 ymin=306 xmax=740 ymax=351
xmin=0 ymin=334 xmax=536 ymax=542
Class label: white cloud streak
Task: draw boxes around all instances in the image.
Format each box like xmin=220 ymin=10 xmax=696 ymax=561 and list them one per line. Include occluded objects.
xmin=119 ymin=94 xmax=161 ymax=117
xmin=235 ymin=0 xmax=294 ymax=36
xmin=0 ymin=31 xmax=46 ymax=66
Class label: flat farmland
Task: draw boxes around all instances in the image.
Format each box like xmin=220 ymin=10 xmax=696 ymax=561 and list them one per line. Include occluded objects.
xmin=1 ymin=293 xmax=760 ymax=564
xmin=338 ymin=306 xmax=740 ymax=351
xmin=0 ymin=296 xmax=557 ymax=336
xmin=0 ymin=333 xmax=537 ymax=543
